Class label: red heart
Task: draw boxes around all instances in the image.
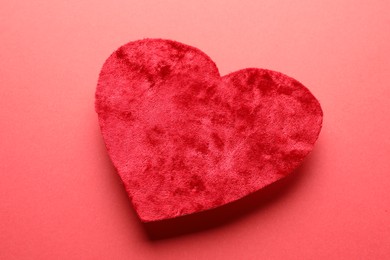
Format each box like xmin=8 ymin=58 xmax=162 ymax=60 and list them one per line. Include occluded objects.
xmin=96 ymin=39 xmax=323 ymax=222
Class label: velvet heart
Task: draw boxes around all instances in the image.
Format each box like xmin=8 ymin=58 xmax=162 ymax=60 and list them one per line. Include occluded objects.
xmin=96 ymin=39 xmax=323 ymax=222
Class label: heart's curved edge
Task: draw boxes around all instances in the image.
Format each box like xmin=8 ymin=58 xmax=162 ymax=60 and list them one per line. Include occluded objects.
xmin=222 ymin=67 xmax=324 ymax=143
xmin=94 ymin=37 xmax=220 ymax=100
xmin=94 ymin=37 xmax=221 ymax=133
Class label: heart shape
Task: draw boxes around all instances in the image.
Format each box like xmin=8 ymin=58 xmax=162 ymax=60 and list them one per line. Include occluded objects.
xmin=96 ymin=39 xmax=323 ymax=222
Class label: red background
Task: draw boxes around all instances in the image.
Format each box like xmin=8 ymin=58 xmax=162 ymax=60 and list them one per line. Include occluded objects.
xmin=1 ymin=0 xmax=389 ymax=259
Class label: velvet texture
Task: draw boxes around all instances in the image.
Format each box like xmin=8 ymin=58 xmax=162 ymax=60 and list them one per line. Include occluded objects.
xmin=96 ymin=39 xmax=323 ymax=222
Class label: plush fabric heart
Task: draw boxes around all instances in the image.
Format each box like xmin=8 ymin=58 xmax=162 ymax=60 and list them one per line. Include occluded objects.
xmin=96 ymin=39 xmax=323 ymax=222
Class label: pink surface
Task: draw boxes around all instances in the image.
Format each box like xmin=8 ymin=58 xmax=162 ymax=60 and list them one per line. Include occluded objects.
xmin=1 ymin=0 xmax=389 ymax=259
